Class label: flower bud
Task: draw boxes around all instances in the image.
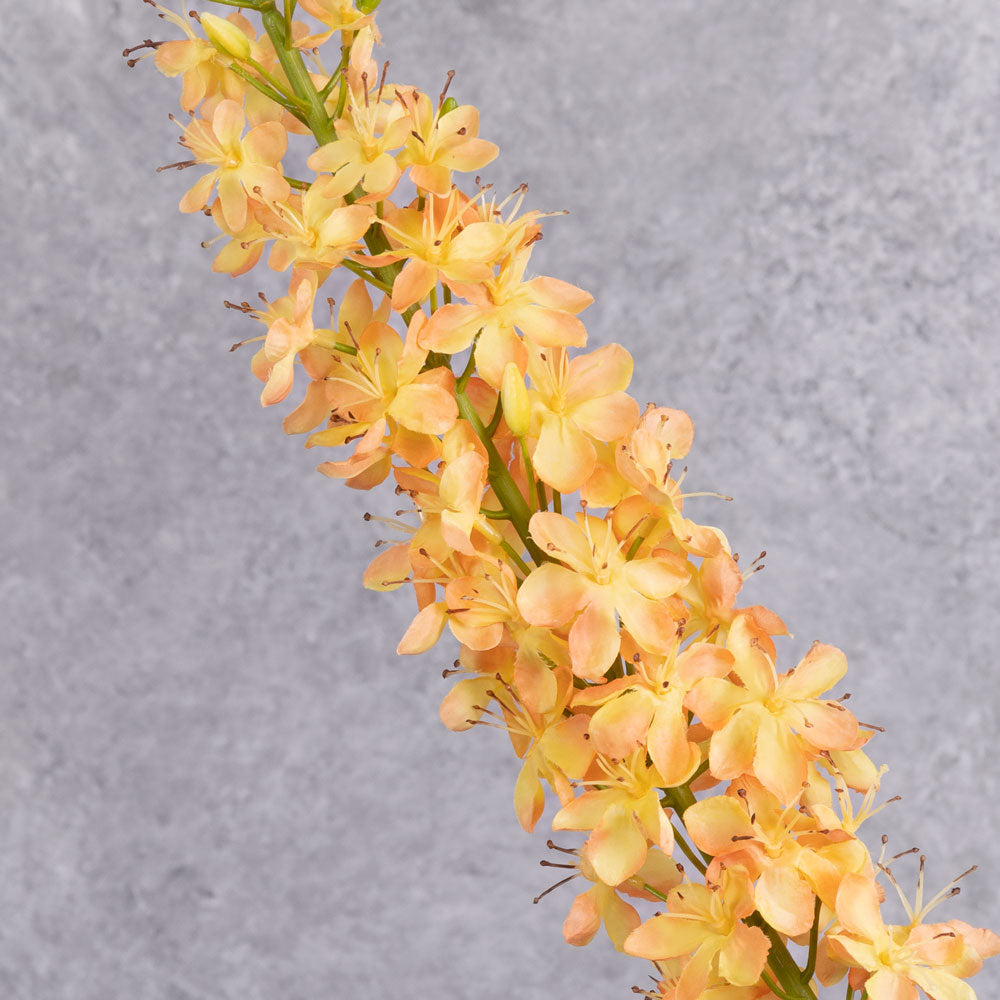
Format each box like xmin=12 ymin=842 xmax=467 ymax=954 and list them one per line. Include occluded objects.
xmin=440 ymin=97 xmax=459 ymax=117
xmin=357 ymin=0 xmax=383 ymax=13
xmin=200 ymin=13 xmax=252 ymax=61
xmin=501 ymin=362 xmax=531 ymax=438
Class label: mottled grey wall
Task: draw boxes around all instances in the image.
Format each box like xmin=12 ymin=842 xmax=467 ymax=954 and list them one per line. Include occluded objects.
xmin=2 ymin=1 xmax=999 ymax=998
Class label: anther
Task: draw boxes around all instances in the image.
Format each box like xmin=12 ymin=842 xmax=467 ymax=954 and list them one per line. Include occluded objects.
xmin=438 ymin=69 xmax=456 ymax=108
xmin=156 ymin=160 xmax=197 ymax=172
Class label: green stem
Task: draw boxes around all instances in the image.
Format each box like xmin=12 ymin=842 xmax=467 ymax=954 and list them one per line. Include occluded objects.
xmin=802 ymin=895 xmax=822 ymax=983
xmin=499 ymin=540 xmax=531 ymax=578
xmin=246 ymin=55 xmax=303 ymax=103
xmin=484 ymin=397 xmax=504 ymax=437
xmin=455 ymin=388 xmax=547 ymax=566
xmin=643 ymin=883 xmax=669 ymax=903
xmin=342 ymin=258 xmax=393 ymax=294
xmin=667 ymin=820 xmax=707 ymax=875
xmin=260 ymin=6 xmax=336 ymax=145
xmin=747 ymin=914 xmax=818 ymax=1000
xmin=521 ymin=439 xmax=538 ymax=512
xmin=206 ymin=0 xmax=268 ymax=8
xmin=551 ymin=489 xmax=561 ymax=514
xmin=761 ymin=971 xmax=799 ymax=1000
xmin=229 ymin=65 xmax=307 ymax=120
xmin=480 ymin=508 xmax=511 ymax=521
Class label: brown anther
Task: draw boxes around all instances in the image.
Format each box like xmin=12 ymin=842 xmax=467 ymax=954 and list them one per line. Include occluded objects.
xmin=156 ymin=159 xmax=197 ymax=172
xmin=438 ymin=68 xmax=456 ymax=108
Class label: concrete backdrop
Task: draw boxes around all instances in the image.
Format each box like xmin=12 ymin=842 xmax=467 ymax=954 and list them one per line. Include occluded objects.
xmin=2 ymin=1 xmax=999 ymax=998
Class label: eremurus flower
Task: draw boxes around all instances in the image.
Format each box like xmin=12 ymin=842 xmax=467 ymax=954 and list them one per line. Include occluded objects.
xmin=686 ymin=614 xmax=860 ymax=802
xmin=525 ymin=343 xmax=640 ymax=493
xmin=548 ymin=840 xmax=682 ymax=952
xmin=175 ymin=98 xmax=290 ymax=232
xmin=418 ymin=246 xmax=594 ymax=387
xmin=552 ymin=749 xmax=675 ymax=887
xmin=822 ymin=869 xmax=999 ymax=999
xmin=572 ymin=639 xmax=732 ymax=787
xmin=516 ymin=511 xmax=690 ymax=680
xmin=624 ymin=868 xmax=771 ymax=1000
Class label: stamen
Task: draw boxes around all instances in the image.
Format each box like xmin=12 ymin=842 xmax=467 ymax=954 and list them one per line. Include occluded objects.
xmin=438 ymin=69 xmax=456 ymax=108
xmin=532 ymin=873 xmax=578 ymax=904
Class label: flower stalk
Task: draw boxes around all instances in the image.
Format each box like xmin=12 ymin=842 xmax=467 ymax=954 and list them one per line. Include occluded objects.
xmin=131 ymin=2 xmax=998 ymax=997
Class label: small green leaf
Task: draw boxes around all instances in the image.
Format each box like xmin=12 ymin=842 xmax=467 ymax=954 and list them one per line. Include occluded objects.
xmin=440 ymin=96 xmax=459 ymax=116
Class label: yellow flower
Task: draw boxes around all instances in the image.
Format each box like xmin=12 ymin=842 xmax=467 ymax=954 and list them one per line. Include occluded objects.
xmin=685 ymin=614 xmax=860 ymax=802
xmin=516 ymin=511 xmax=690 ymax=680
xmin=624 ymin=868 xmax=771 ymax=1000
xmin=396 ymin=88 xmax=499 ymax=196
xmin=177 ymin=99 xmax=290 ymax=232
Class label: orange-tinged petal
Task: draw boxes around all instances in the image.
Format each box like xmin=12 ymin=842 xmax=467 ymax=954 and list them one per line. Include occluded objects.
xmin=449 ymin=221 xmax=506 ymax=262
xmin=717 ymin=922 xmax=770 ymax=988
xmin=528 ymin=512 xmax=597 ymax=572
xmin=569 ymin=596 xmax=621 ymax=680
xmin=836 ymin=874 xmax=886 ymax=941
xmin=615 ymin=589 xmax=677 ymax=655
xmin=396 ymin=601 xmax=447 ymax=655
xmin=601 ymin=888 xmax=643 ymax=952
xmin=589 ymin=691 xmax=656 ymax=760
xmin=516 ymin=562 xmax=591 ymax=627
xmin=243 ymin=119 xmax=288 ymax=164
xmin=908 ymin=968 xmax=974 ymax=1000
xmin=418 ymin=302 xmax=488 ymax=353
xmin=647 ymin=696 xmax=700 ymax=787
xmin=563 ymin=888 xmax=602 ymax=947
xmin=179 ymin=171 xmax=216 ymax=215
xmin=566 ymin=343 xmax=634 ymax=404
xmin=687 ymin=678 xmax=753 ymax=730
xmin=439 ymin=676 xmax=492 ymax=732
xmin=625 ymin=914 xmax=710 ymax=960
xmin=676 ymin=939 xmax=721 ymax=1000
xmin=553 ymin=789 xmax=618 ymax=832
xmin=708 ymin=708 xmax=759 ymax=780
xmin=540 ymin=714 xmax=594 ymax=778
xmin=525 ymin=275 xmax=594 ymax=314
xmin=754 ymin=713 xmax=806 ymax=803
xmin=391 ymin=258 xmax=438 ymax=311
xmin=864 ymin=970 xmax=920 ymax=1000
xmin=779 ymin=642 xmax=848 ymax=701
xmin=362 ymin=542 xmax=411 ymax=591
xmin=511 ymin=304 xmax=588 ymax=348
xmin=513 ymin=758 xmax=546 ymax=833
xmin=683 ymin=796 xmax=755 ymax=857
xmin=795 ymin=700 xmax=859 ymax=750
xmin=754 ymin=865 xmax=815 ymax=937
xmin=388 ymin=381 xmax=459 ymax=435
xmin=532 ymin=413 xmax=597 ymax=493
xmin=212 ymin=98 xmax=245 ymax=148
xmin=676 ymin=643 xmax=735 ymax=685
xmin=622 ymin=555 xmax=690 ymax=601
xmin=588 ymin=803 xmax=648 ymax=887
xmin=571 ymin=392 xmax=641 ymax=443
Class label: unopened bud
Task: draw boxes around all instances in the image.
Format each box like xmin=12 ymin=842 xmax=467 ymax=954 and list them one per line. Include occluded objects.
xmin=440 ymin=96 xmax=459 ymax=117
xmin=501 ymin=362 xmax=530 ymax=438
xmin=200 ymin=13 xmax=251 ymax=61
xmin=357 ymin=0 xmax=383 ymax=13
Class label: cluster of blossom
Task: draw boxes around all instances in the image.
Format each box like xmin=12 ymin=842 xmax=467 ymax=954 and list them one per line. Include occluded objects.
xmin=130 ymin=3 xmax=998 ymax=997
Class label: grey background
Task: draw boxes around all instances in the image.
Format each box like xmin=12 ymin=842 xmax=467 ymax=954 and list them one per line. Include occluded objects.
xmin=2 ymin=1 xmax=998 ymax=998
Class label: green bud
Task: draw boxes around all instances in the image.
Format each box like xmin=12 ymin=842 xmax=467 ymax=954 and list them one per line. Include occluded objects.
xmin=501 ymin=362 xmax=531 ymax=439
xmin=356 ymin=0 xmax=383 ymax=13
xmin=440 ymin=96 xmax=459 ymax=117
xmin=200 ymin=12 xmax=251 ymax=61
